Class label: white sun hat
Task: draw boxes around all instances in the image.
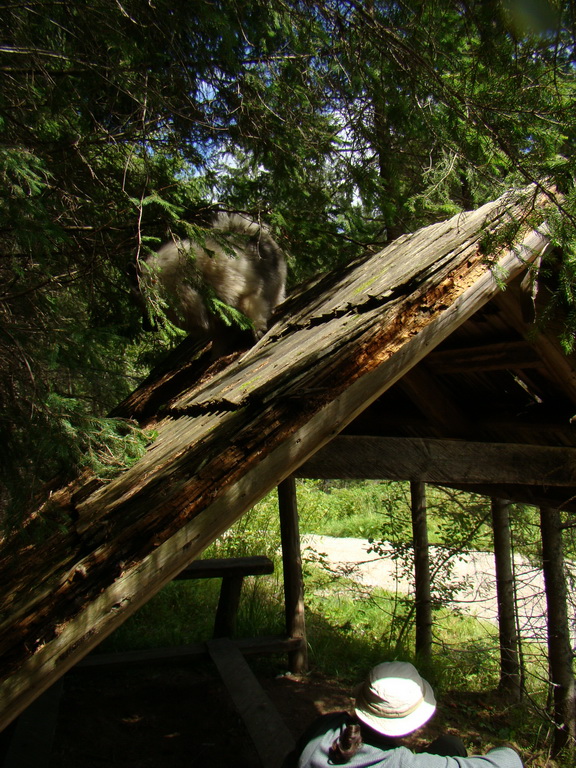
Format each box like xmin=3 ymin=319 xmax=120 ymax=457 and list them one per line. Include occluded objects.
xmin=354 ymin=661 xmax=436 ymax=737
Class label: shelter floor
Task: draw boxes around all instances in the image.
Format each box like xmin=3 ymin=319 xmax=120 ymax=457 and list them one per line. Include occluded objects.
xmin=28 ymin=657 xmax=535 ymax=767
xmin=49 ymin=658 xmax=352 ymax=768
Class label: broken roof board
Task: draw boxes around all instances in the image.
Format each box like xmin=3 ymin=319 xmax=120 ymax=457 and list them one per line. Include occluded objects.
xmin=0 ymin=187 xmax=554 ymax=729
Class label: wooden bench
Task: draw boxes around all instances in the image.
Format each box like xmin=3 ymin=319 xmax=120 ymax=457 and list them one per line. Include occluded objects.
xmin=207 ymin=637 xmax=295 ymax=768
xmin=174 ymin=555 xmax=275 ymax=638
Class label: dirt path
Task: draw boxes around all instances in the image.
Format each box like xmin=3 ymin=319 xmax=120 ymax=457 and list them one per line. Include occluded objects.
xmin=302 ymin=535 xmax=552 ymax=642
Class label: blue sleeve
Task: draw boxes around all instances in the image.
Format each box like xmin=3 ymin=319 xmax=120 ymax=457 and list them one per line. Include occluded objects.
xmin=408 ymin=747 xmax=523 ymax=768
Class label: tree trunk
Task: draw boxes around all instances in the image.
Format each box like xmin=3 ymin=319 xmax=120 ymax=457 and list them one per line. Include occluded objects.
xmin=411 ymin=481 xmax=433 ymax=661
xmin=491 ymin=498 xmax=522 ymax=701
xmin=539 ymin=505 xmax=576 ymax=756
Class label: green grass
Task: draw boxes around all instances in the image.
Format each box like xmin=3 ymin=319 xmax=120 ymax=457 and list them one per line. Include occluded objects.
xmin=99 ymin=579 xmax=221 ymax=652
xmin=249 ymin=480 xmax=498 ymax=550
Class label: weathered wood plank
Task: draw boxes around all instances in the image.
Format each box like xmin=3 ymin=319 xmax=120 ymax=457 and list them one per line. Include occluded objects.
xmin=77 ymin=635 xmax=302 ymax=669
xmin=207 ymin=637 xmax=295 ymax=768
xmin=174 ymin=556 xmax=274 ymax=580
xmin=296 ymin=435 xmax=576 ymax=485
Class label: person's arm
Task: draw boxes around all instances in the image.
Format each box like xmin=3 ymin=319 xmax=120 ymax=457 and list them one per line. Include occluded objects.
xmin=477 ymin=746 xmax=524 ymax=768
xmin=408 ymin=745 xmax=523 ymax=768
xmin=282 ymin=712 xmax=349 ymax=768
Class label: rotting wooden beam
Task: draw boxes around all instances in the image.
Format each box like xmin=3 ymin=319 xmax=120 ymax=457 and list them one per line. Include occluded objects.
xmin=295 ymin=435 xmax=576 ymax=486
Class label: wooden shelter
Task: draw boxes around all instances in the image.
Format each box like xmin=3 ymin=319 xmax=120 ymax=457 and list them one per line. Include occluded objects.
xmin=1 ymin=184 xmax=575 ymax=733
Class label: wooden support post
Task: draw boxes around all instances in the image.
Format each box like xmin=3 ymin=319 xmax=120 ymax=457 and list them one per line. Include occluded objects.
xmin=214 ymin=575 xmax=244 ymax=638
xmin=491 ymin=498 xmax=522 ymax=701
xmin=278 ymin=477 xmax=308 ymax=674
xmin=539 ymin=505 xmax=576 ymax=756
xmin=410 ymin=481 xmax=432 ymax=661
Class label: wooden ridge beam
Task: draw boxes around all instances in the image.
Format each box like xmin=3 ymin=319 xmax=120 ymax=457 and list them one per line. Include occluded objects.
xmin=296 ymin=435 xmax=576 ymax=486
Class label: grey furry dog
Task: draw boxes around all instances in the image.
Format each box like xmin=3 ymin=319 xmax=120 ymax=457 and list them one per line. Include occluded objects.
xmin=140 ymin=212 xmax=287 ymax=354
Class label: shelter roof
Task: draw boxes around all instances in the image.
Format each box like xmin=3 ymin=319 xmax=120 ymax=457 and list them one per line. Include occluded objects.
xmin=1 ymin=184 xmax=574 ymax=729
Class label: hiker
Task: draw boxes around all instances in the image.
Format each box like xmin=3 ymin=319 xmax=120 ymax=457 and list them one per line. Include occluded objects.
xmin=283 ymin=661 xmax=523 ymax=767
